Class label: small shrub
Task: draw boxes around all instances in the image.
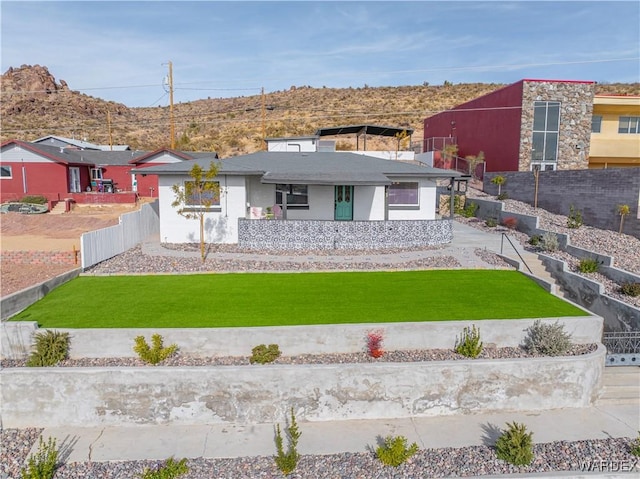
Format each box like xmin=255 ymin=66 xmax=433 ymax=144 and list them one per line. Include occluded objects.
xmin=137 ymin=457 xmax=189 ymax=479
xmin=618 ymin=204 xmax=630 ymax=234
xmin=578 ymin=257 xmax=600 ymax=273
xmin=540 ymin=231 xmax=559 ymax=252
xmin=630 ymin=432 xmax=640 ymax=457
xmin=461 ymin=201 xmax=478 ymax=218
xmin=21 ymin=436 xmax=59 ymax=479
xmin=497 ymin=192 xmax=509 ymax=201
xmin=366 ymin=330 xmax=384 ymax=358
xmin=20 ymin=195 xmax=48 ymax=205
xmin=523 ymin=320 xmax=572 ymax=356
xmin=491 ymin=175 xmax=506 ymax=196
xmin=495 ymin=422 xmax=534 ymax=466
xmin=26 ymin=330 xmax=70 ymax=367
xmin=620 ymin=282 xmax=640 ymax=297
xmin=455 ymin=325 xmax=483 ymax=358
xmin=485 ymin=217 xmax=498 ymax=227
xmin=376 ymin=435 xmax=419 ymax=467
xmin=133 ymin=334 xmax=178 ymax=365
xmin=567 ymin=204 xmax=583 ymax=229
xmin=502 ymin=216 xmax=518 ymax=230
xmin=274 ymin=408 xmax=301 ymax=475
xmin=250 ymin=344 xmax=281 ymax=364
xmin=528 ymin=234 xmax=542 ymax=246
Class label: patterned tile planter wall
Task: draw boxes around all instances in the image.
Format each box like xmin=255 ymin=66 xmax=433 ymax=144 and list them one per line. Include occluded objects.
xmin=238 ymin=219 xmax=453 ymax=250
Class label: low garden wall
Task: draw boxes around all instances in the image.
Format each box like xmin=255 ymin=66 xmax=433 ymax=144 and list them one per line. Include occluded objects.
xmin=1 ymin=317 xmax=603 ymax=360
xmin=0 ymin=343 xmax=606 ymax=428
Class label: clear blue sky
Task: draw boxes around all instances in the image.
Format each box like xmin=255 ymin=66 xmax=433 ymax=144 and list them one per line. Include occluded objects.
xmin=2 ymin=1 xmax=639 ymax=107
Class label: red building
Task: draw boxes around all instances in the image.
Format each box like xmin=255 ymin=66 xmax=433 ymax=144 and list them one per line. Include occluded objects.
xmin=422 ymin=79 xmax=596 ymax=174
xmin=0 ymin=139 xmax=218 ymax=207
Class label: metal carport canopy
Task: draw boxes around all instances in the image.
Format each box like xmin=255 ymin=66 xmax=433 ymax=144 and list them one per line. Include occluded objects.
xmin=315 ymin=124 xmax=414 ymax=137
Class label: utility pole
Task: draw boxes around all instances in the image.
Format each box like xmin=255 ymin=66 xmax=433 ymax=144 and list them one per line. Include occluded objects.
xmin=107 ymin=110 xmax=113 ymax=151
xmin=261 ymin=87 xmax=266 ymax=150
xmin=168 ymin=61 xmax=175 ymax=149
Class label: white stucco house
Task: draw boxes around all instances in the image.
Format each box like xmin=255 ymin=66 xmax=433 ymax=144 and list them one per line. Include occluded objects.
xmin=135 ymin=150 xmax=461 ymax=250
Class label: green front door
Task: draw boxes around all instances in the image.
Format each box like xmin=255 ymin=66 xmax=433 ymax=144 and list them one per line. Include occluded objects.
xmin=334 ymin=185 xmax=353 ymax=221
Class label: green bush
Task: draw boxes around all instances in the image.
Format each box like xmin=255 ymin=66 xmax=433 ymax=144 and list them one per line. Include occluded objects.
xmin=137 ymin=457 xmax=189 ymax=479
xmin=540 ymin=231 xmax=559 ymax=252
xmin=376 ymin=435 xmax=419 ymax=467
xmin=578 ymin=258 xmax=600 ymax=273
xmin=567 ymin=205 xmax=583 ymax=229
xmin=495 ymin=422 xmax=534 ymax=466
xmin=20 ymin=195 xmax=48 ymax=205
xmin=528 ymin=234 xmax=542 ymax=246
xmin=21 ymin=436 xmax=59 ymax=479
xmin=461 ymin=201 xmax=478 ymax=218
xmin=523 ymin=320 xmax=572 ymax=356
xmin=274 ymin=408 xmax=301 ymax=475
xmin=26 ymin=330 xmax=70 ymax=367
xmin=455 ymin=325 xmax=483 ymax=358
xmin=250 ymin=344 xmax=281 ymax=364
xmin=133 ymin=334 xmax=178 ymax=365
xmin=620 ymin=283 xmax=640 ymax=297
xmin=497 ymin=192 xmax=509 ymax=201
xmin=630 ymin=432 xmax=640 ymax=457
xmin=485 ymin=217 xmax=498 ymax=227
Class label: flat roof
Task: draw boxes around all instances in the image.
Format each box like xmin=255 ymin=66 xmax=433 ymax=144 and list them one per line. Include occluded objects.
xmin=315 ymin=125 xmax=414 ymax=138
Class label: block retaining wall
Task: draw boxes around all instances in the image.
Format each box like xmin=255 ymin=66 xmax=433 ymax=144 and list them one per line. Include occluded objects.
xmin=1 ymin=250 xmax=80 ymax=266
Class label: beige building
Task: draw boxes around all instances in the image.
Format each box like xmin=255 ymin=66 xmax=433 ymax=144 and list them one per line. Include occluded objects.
xmin=589 ymin=95 xmax=640 ymax=168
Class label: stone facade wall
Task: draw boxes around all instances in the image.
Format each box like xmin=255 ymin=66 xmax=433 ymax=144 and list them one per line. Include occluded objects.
xmin=483 ymin=169 xmax=640 ymax=238
xmin=238 ymin=219 xmax=453 ymax=250
xmin=519 ymin=81 xmax=595 ymax=171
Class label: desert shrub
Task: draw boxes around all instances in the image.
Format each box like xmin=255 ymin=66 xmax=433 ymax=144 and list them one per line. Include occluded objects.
xmin=274 ymin=408 xmax=301 ymax=475
xmin=133 ymin=334 xmax=178 ymax=365
xmin=630 ymin=432 xmax=640 ymax=457
xmin=540 ymin=231 xmax=559 ymax=252
xmin=376 ymin=435 xmax=419 ymax=467
xmin=497 ymin=192 xmax=509 ymax=201
xmin=20 ymin=195 xmax=48 ymax=205
xmin=26 ymin=330 xmax=70 ymax=367
xmin=455 ymin=325 xmax=483 ymax=358
xmin=502 ymin=216 xmax=518 ymax=230
xmin=21 ymin=436 xmax=59 ymax=479
xmin=485 ymin=217 xmax=498 ymax=227
xmin=137 ymin=457 xmax=189 ymax=479
xmin=461 ymin=201 xmax=478 ymax=218
xmin=366 ymin=330 xmax=384 ymax=358
xmin=522 ymin=320 xmax=572 ymax=356
xmin=567 ymin=205 xmax=583 ymax=229
xmin=250 ymin=344 xmax=281 ymax=364
xmin=528 ymin=234 xmax=542 ymax=246
xmin=620 ymin=282 xmax=640 ymax=297
xmin=578 ymin=257 xmax=600 ymax=273
xmin=495 ymin=422 xmax=534 ymax=466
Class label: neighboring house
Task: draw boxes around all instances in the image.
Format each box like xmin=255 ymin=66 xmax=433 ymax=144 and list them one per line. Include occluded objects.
xmin=0 ymin=139 xmax=217 ymax=205
xmin=32 ymin=135 xmax=132 ymax=151
xmin=422 ymin=79 xmax=597 ymax=173
xmin=135 ymin=151 xmax=461 ymax=250
xmin=589 ymin=95 xmax=640 ymax=168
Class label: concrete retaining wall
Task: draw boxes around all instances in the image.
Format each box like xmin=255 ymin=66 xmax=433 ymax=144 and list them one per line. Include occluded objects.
xmin=1 ymin=317 xmax=603 ymax=360
xmin=0 ymin=344 xmax=606 ymax=428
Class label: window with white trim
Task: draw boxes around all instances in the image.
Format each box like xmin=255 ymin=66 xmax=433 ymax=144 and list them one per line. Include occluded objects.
xmin=90 ymin=168 xmax=103 ymax=180
xmin=531 ymin=101 xmax=560 ymax=163
xmin=276 ymin=184 xmax=308 ymax=207
xmin=388 ymin=182 xmax=419 ymax=206
xmin=0 ymin=165 xmax=12 ymax=178
xmin=591 ymin=115 xmax=602 ymax=133
xmin=185 ymin=180 xmax=220 ymax=207
xmin=618 ymin=116 xmax=640 ymax=134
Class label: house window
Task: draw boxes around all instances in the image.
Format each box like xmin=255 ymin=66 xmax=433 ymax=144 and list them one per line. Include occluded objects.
xmin=0 ymin=165 xmax=12 ymax=178
xmin=185 ymin=180 xmax=220 ymax=206
xmin=531 ymin=101 xmax=560 ymax=163
xmin=591 ymin=115 xmax=602 ymax=133
xmin=90 ymin=168 xmax=103 ymax=180
xmin=531 ymin=163 xmax=556 ymax=172
xmin=388 ymin=182 xmax=419 ymax=206
xmin=618 ymin=116 xmax=640 ymax=134
xmin=276 ymin=184 xmax=308 ymax=207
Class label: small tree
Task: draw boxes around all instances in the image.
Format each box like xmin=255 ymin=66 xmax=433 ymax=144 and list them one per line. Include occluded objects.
xmin=171 ymin=162 xmax=220 ymax=262
xmin=491 ymin=175 xmax=506 ymax=196
xmin=618 ymin=204 xmax=630 ymax=234
xmin=394 ymin=130 xmax=410 ymax=160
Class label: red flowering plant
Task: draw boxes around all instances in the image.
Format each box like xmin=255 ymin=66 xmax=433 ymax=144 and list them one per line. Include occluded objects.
xmin=366 ymin=330 xmax=385 ymax=358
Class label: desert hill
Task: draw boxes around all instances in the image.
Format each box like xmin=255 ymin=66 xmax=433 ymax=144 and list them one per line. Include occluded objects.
xmin=2 ymin=64 xmax=638 ymax=157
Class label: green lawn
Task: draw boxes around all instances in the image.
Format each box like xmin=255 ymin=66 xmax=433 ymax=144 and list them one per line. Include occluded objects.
xmin=11 ymin=270 xmax=586 ymax=328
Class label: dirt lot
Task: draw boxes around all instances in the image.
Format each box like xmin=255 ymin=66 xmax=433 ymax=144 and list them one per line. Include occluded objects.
xmin=1 ymin=204 xmax=140 ymax=296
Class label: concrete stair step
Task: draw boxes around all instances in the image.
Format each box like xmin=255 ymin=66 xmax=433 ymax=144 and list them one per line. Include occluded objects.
xmin=598 ymin=367 xmax=640 ymax=404
xmin=49 ymin=202 xmax=67 ymax=215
